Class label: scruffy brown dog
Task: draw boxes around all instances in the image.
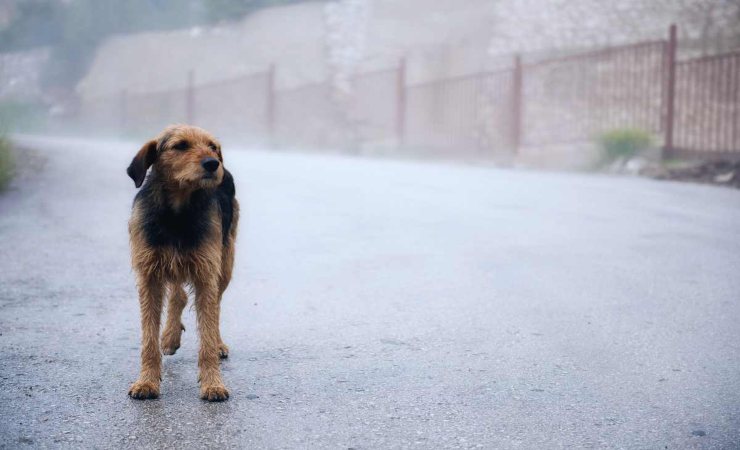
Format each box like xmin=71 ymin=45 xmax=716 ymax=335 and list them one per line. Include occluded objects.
xmin=126 ymin=124 xmax=238 ymax=402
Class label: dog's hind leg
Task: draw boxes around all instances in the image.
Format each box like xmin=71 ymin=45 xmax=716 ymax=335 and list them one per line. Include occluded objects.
xmin=215 ymin=231 xmax=236 ymax=359
xmin=215 ymin=300 xmax=229 ymax=359
xmin=161 ymin=283 xmax=188 ymax=355
xmin=129 ymin=277 xmax=164 ymax=400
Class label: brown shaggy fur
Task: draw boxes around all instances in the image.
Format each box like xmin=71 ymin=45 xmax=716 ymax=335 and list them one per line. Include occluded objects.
xmin=126 ymin=125 xmax=238 ymax=402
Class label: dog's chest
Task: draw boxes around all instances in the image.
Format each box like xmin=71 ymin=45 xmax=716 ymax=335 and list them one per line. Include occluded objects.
xmin=138 ymin=193 xmax=215 ymax=250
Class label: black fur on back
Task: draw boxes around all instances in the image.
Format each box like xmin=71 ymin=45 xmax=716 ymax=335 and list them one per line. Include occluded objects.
xmin=134 ymin=169 xmax=235 ymax=250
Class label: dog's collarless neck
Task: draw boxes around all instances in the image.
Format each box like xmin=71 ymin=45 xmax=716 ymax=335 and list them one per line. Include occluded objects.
xmin=147 ymin=171 xmax=214 ymax=212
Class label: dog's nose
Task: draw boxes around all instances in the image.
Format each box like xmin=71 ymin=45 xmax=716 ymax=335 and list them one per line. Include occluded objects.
xmin=201 ymin=157 xmax=220 ymax=173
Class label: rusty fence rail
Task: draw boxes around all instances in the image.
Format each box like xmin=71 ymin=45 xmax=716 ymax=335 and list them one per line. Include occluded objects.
xmin=78 ymin=24 xmax=740 ymax=159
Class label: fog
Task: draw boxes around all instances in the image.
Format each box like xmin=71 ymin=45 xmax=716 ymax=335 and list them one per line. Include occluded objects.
xmin=2 ymin=2 xmax=740 ymax=448
xmin=1 ymin=0 xmax=738 ymax=168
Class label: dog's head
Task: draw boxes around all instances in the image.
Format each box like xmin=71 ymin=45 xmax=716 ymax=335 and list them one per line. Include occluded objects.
xmin=127 ymin=124 xmax=224 ymax=190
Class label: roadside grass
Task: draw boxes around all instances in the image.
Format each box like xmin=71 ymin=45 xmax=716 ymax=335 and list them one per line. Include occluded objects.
xmin=598 ymin=128 xmax=653 ymax=162
xmin=0 ymin=135 xmax=14 ymax=191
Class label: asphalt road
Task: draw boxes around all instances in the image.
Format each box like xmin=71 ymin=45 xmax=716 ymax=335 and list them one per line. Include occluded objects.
xmin=1 ymin=136 xmax=739 ymax=449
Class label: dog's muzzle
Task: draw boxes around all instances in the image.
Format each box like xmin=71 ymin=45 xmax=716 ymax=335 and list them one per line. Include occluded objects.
xmin=201 ymin=157 xmax=220 ymax=175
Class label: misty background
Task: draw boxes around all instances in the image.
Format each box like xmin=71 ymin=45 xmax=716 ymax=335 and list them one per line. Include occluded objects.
xmin=1 ymin=0 xmax=739 ymax=170
xmin=2 ymin=2 xmax=740 ymax=448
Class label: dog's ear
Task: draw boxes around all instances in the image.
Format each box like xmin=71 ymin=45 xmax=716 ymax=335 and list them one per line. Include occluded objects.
xmin=127 ymin=139 xmax=158 ymax=188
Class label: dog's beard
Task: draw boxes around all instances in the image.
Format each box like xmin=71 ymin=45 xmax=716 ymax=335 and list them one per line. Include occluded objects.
xmin=198 ymin=177 xmax=220 ymax=189
xmin=172 ymin=173 xmax=220 ymax=190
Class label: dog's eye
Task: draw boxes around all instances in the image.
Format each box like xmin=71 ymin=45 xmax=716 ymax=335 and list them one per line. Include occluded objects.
xmin=208 ymin=143 xmax=218 ymax=152
xmin=173 ymin=141 xmax=189 ymax=151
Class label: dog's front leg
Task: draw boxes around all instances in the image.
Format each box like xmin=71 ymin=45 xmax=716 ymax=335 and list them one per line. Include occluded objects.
xmin=129 ymin=277 xmax=164 ymax=399
xmin=195 ymin=280 xmax=229 ymax=401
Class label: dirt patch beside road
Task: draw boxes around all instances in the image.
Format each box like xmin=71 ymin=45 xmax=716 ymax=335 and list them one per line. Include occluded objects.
xmin=646 ymin=160 xmax=740 ymax=189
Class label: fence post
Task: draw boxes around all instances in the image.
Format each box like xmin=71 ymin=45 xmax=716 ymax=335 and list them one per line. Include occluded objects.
xmin=397 ymin=57 xmax=407 ymax=147
xmin=120 ymin=89 xmax=128 ymax=134
xmin=511 ymin=54 xmax=523 ymax=153
xmin=186 ymin=70 xmax=195 ymax=124
xmin=663 ymin=24 xmax=678 ymax=158
xmin=267 ymin=63 xmax=276 ymax=144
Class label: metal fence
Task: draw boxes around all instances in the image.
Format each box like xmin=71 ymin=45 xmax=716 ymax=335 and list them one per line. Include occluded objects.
xmin=77 ymin=24 xmax=740 ymax=160
xmin=671 ymin=52 xmax=740 ymax=158
xmin=520 ymin=41 xmax=667 ymax=147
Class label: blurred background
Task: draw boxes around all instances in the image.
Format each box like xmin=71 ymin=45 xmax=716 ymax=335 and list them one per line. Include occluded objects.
xmin=1 ymin=0 xmax=739 ymax=172
xmin=2 ymin=3 xmax=740 ymax=447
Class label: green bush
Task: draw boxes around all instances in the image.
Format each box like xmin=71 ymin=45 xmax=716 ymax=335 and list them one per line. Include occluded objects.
xmin=0 ymin=135 xmax=14 ymax=191
xmin=598 ymin=128 xmax=653 ymax=161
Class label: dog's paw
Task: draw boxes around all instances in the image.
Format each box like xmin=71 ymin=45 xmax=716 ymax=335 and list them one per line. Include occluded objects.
xmin=200 ymin=384 xmax=229 ymax=402
xmin=218 ymin=343 xmax=229 ymax=359
xmin=161 ymin=339 xmax=180 ymax=356
xmin=161 ymin=324 xmax=185 ymax=355
xmin=128 ymin=380 xmax=159 ymax=400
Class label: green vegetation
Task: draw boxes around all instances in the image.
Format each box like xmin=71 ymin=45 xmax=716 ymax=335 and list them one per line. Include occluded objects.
xmin=0 ymin=0 xmax=320 ymax=90
xmin=598 ymin=128 xmax=653 ymax=161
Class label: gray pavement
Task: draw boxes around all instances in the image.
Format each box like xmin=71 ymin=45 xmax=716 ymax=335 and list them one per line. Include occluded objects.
xmin=1 ymin=136 xmax=739 ymax=449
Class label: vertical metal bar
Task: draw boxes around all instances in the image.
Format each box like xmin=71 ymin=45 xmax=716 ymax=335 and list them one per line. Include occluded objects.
xmin=610 ymin=49 xmax=624 ymax=128
xmin=120 ymin=89 xmax=128 ymax=134
xmin=696 ymin=61 xmax=704 ymax=152
xmin=717 ymin=58 xmax=725 ymax=152
xmin=631 ymin=45 xmax=639 ymax=129
xmin=186 ymin=70 xmax=195 ymax=124
xmin=585 ymin=54 xmax=595 ymax=138
xmin=511 ymin=54 xmax=523 ymax=153
xmin=645 ymin=44 xmax=653 ymax=129
xmin=688 ymin=61 xmax=696 ymax=152
xmin=675 ymin=62 xmax=684 ymax=150
xmin=577 ymin=57 xmax=586 ymax=139
xmin=663 ymin=24 xmax=678 ymax=158
xmin=631 ymin=46 xmax=639 ymax=129
xmin=397 ymin=57 xmax=407 ymax=147
xmin=638 ymin=45 xmax=648 ymax=130
xmin=713 ymin=58 xmax=722 ymax=151
xmin=627 ymin=46 xmax=635 ymax=129
xmin=664 ymin=24 xmax=677 ymax=158
xmin=705 ymin=58 xmax=714 ymax=152
xmin=621 ymin=47 xmax=630 ymax=128
xmin=685 ymin=62 xmax=694 ymax=152
xmin=648 ymin=43 xmax=655 ymax=131
xmin=732 ymin=55 xmax=739 ymax=151
xmin=659 ymin=41 xmax=668 ymax=133
xmin=721 ymin=56 xmax=731 ymax=152
xmin=652 ymin=42 xmax=665 ymax=133
xmin=606 ymin=47 xmax=616 ymax=128
xmin=266 ymin=63 xmax=276 ymax=142
xmin=652 ymin=43 xmax=661 ymax=132
xmin=711 ymin=58 xmax=718 ymax=152
xmin=444 ymin=79 xmax=451 ymax=147
xmin=699 ymin=58 xmax=709 ymax=152
xmin=596 ymin=50 xmax=605 ymax=132
xmin=645 ymin=45 xmax=653 ymax=130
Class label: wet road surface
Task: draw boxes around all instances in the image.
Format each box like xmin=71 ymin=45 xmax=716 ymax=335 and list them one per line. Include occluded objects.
xmin=1 ymin=136 xmax=739 ymax=448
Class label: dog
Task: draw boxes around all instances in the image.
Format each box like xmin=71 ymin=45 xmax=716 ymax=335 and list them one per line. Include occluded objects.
xmin=126 ymin=124 xmax=238 ymax=401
